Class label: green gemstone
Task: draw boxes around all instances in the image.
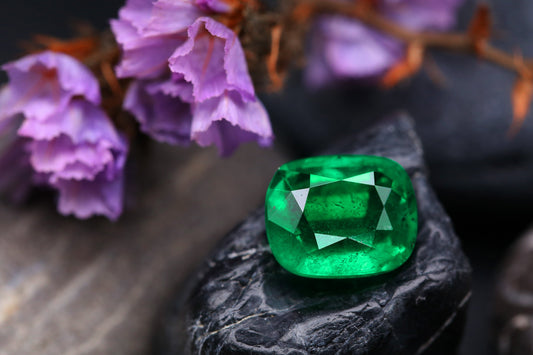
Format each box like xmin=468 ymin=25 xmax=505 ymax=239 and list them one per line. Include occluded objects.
xmin=265 ymin=155 xmax=418 ymax=279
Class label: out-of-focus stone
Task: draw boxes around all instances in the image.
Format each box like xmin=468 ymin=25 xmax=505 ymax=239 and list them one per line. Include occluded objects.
xmin=495 ymin=228 xmax=533 ymax=355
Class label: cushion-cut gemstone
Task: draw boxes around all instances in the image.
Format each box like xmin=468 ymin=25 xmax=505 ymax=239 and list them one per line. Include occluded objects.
xmin=265 ymin=155 xmax=417 ymax=278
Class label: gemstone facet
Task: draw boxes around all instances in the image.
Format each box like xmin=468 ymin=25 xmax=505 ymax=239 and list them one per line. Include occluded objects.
xmin=265 ymin=155 xmax=418 ymax=279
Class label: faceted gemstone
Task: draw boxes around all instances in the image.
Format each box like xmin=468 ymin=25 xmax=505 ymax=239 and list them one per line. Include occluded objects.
xmin=265 ymin=155 xmax=417 ymax=278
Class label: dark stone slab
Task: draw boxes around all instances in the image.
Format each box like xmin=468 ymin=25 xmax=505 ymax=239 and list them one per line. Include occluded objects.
xmin=156 ymin=115 xmax=472 ymax=355
xmin=494 ymin=228 xmax=533 ymax=355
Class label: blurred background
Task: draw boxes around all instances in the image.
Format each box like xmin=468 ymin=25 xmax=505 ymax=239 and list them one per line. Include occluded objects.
xmin=1 ymin=0 xmax=533 ymax=354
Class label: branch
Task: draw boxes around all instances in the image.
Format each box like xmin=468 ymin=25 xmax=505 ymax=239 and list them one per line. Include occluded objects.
xmin=294 ymin=0 xmax=531 ymax=78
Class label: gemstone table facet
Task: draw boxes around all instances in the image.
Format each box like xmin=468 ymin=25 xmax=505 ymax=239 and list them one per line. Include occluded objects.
xmin=265 ymin=155 xmax=418 ymax=278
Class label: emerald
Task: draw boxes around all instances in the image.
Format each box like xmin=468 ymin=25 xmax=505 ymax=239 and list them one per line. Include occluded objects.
xmin=265 ymin=155 xmax=418 ymax=279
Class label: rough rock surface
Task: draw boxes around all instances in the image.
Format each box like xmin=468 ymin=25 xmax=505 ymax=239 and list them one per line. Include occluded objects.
xmin=494 ymin=228 xmax=533 ymax=355
xmin=156 ymin=115 xmax=472 ymax=355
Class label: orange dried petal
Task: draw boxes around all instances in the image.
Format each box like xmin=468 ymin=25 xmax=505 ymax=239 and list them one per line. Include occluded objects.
xmin=267 ymin=24 xmax=284 ymax=91
xmin=33 ymin=35 xmax=98 ymax=61
xmin=509 ymin=77 xmax=533 ymax=136
xmin=468 ymin=4 xmax=492 ymax=55
xmin=382 ymin=42 xmax=424 ymax=88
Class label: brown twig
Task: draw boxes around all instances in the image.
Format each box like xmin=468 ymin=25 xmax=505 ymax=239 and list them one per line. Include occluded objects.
xmin=293 ymin=0 xmax=532 ymax=78
xmin=266 ymin=24 xmax=284 ymax=91
xmin=100 ymin=61 xmax=123 ymax=98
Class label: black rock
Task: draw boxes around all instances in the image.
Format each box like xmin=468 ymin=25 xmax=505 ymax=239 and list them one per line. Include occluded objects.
xmin=156 ymin=115 xmax=472 ymax=355
xmin=494 ymin=228 xmax=533 ymax=355
xmin=262 ymin=0 xmax=533 ymax=215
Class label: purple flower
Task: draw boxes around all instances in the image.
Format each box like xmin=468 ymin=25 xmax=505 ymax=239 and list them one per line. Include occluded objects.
xmin=0 ymin=51 xmax=128 ymax=220
xmin=110 ymin=0 xmax=201 ymax=79
xmin=307 ymin=17 xmax=402 ymax=87
xmin=21 ymin=100 xmax=128 ymax=220
xmin=192 ymin=91 xmax=273 ymax=156
xmin=112 ymin=2 xmax=274 ymax=155
xmin=168 ymin=17 xmax=255 ymax=102
xmin=306 ymin=0 xmax=464 ymax=86
xmin=111 ymin=18 xmax=185 ymax=79
xmin=20 ymin=100 xmax=127 ymax=180
xmin=1 ymin=51 xmax=100 ymax=120
xmin=55 ymin=172 xmax=125 ymax=221
xmin=124 ymin=78 xmax=192 ymax=145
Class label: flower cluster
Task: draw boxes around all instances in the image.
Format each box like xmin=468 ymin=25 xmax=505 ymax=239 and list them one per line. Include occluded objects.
xmin=0 ymin=52 xmax=128 ymax=220
xmin=306 ymin=0 xmax=464 ymax=86
xmin=0 ymin=0 xmax=275 ymax=220
xmin=0 ymin=0 xmax=471 ymax=221
xmin=111 ymin=0 xmax=273 ymax=156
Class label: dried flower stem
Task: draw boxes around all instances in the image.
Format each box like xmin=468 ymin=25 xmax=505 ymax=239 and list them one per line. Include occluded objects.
xmin=294 ymin=0 xmax=531 ymax=78
xmin=267 ymin=24 xmax=284 ymax=90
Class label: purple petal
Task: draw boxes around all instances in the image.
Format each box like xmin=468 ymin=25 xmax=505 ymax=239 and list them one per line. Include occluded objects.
xmin=306 ymin=16 xmax=403 ymax=86
xmin=169 ymin=17 xmax=255 ymax=102
xmin=124 ymin=79 xmax=192 ymax=145
xmin=21 ymin=99 xmax=128 ymax=184
xmin=191 ymin=91 xmax=273 ymax=156
xmin=19 ymin=100 xmax=124 ymax=148
xmin=143 ymin=0 xmax=202 ymax=36
xmin=381 ymin=0 xmax=464 ymax=31
xmin=29 ymin=136 xmax=115 ymax=181
xmin=117 ymin=0 xmax=154 ymax=32
xmin=2 ymin=51 xmax=100 ymax=120
xmin=111 ymin=18 xmax=146 ymax=51
xmin=55 ymin=172 xmax=125 ymax=221
xmin=154 ymin=74 xmax=194 ymax=103
xmin=196 ymin=0 xmax=233 ymax=13
xmin=111 ymin=19 xmax=185 ymax=79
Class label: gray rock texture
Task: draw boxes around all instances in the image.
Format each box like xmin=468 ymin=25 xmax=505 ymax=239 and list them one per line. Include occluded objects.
xmin=495 ymin=228 xmax=533 ymax=355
